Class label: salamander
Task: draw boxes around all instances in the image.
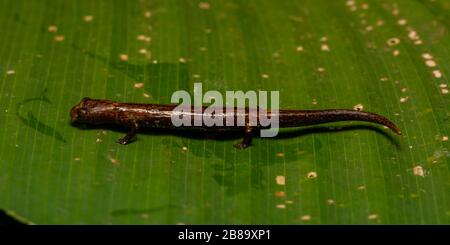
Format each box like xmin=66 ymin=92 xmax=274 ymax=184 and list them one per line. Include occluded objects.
xmin=70 ymin=97 xmax=401 ymax=149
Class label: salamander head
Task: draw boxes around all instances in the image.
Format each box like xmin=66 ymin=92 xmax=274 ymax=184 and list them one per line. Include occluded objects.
xmin=70 ymin=97 xmax=115 ymax=125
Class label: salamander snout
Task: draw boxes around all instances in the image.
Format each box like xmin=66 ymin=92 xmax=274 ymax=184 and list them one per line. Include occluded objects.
xmin=70 ymin=97 xmax=92 ymax=124
xmin=70 ymin=104 xmax=87 ymax=124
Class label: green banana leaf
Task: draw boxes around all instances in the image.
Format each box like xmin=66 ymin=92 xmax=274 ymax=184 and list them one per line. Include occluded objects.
xmin=0 ymin=0 xmax=449 ymax=224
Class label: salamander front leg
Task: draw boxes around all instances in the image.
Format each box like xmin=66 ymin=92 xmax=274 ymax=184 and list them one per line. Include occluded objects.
xmin=117 ymin=123 xmax=138 ymax=145
xmin=234 ymin=125 xmax=254 ymax=149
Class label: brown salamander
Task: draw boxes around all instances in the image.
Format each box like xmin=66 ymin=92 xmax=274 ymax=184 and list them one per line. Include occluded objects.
xmin=70 ymin=97 xmax=401 ymax=149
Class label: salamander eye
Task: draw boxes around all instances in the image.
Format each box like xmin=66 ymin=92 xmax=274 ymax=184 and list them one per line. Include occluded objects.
xmin=77 ymin=109 xmax=88 ymax=117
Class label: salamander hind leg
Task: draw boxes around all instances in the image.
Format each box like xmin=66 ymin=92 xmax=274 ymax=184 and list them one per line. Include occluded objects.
xmin=234 ymin=125 xmax=254 ymax=149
